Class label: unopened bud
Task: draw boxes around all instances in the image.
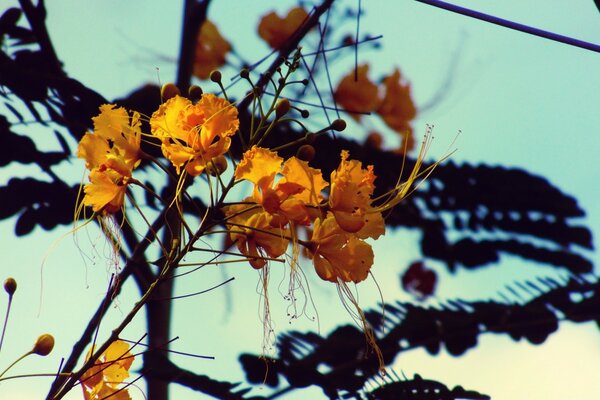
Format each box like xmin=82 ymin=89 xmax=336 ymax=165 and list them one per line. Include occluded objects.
xmin=240 ymin=68 xmax=250 ymax=79
xmin=275 ymin=99 xmax=291 ymax=119
xmin=296 ymin=144 xmax=316 ymax=162
xmin=4 ymin=277 xmax=16 ymax=296
xmin=188 ymin=85 xmax=203 ymax=101
xmin=366 ymin=132 xmax=383 ymax=149
xmin=301 ymin=79 xmax=309 ymax=86
xmin=342 ymin=35 xmax=355 ymax=46
xmin=32 ymin=334 xmax=55 ymax=356
xmin=161 ymin=83 xmax=180 ymax=101
xmin=209 ymin=70 xmax=222 ymax=83
xmin=300 ymin=109 xmax=309 ymax=118
xmin=206 ymin=155 xmax=228 ymax=176
xmin=331 ymin=119 xmax=347 ymax=132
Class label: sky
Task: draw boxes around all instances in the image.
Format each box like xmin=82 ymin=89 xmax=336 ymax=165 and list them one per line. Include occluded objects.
xmin=1 ymin=1 xmax=600 ymax=399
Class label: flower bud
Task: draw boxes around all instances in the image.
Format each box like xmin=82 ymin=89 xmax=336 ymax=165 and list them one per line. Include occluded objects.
xmin=275 ymin=98 xmax=290 ymax=119
xmin=210 ymin=70 xmax=222 ymax=83
xmin=188 ymin=85 xmax=203 ymax=101
xmin=296 ymin=144 xmax=316 ymax=162
xmin=4 ymin=277 xmax=16 ymax=296
xmin=240 ymin=68 xmax=250 ymax=79
xmin=331 ymin=119 xmax=347 ymax=132
xmin=300 ymin=109 xmax=309 ymax=118
xmin=32 ymin=334 xmax=55 ymax=356
xmin=206 ymin=155 xmax=228 ymax=176
xmin=366 ymin=132 xmax=383 ymax=149
xmin=161 ymin=83 xmax=180 ymax=101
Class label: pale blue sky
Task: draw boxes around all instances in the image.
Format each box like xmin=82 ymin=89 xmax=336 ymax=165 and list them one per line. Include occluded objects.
xmin=1 ymin=1 xmax=600 ymax=399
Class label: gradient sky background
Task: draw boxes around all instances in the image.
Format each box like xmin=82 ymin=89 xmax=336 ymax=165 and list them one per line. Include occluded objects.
xmin=1 ymin=1 xmax=600 ymax=399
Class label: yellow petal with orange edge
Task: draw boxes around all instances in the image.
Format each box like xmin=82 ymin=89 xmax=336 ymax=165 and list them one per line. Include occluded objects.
xmin=280 ymin=156 xmax=328 ymax=205
xmin=235 ymin=146 xmax=282 ymax=187
xmin=78 ymin=133 xmax=109 ymax=170
xmin=197 ymin=93 xmax=239 ymax=149
xmin=150 ymin=95 xmax=190 ymax=141
xmin=356 ymin=211 xmax=385 ymax=240
xmin=93 ymin=104 xmax=128 ymax=142
xmin=83 ymin=170 xmax=126 ymax=213
xmin=104 ymin=340 xmax=134 ymax=372
xmin=332 ymin=210 xmax=365 ymax=233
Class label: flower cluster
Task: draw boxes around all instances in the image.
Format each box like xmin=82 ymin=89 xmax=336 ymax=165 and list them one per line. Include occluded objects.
xmin=80 ymin=340 xmax=134 ymax=400
xmin=224 ymin=146 xmax=385 ymax=283
xmin=335 ymin=64 xmax=417 ymax=152
xmin=77 ymin=105 xmax=142 ymax=214
xmin=78 ymin=92 xmax=239 ymax=214
xmin=150 ymin=93 xmax=239 ymax=176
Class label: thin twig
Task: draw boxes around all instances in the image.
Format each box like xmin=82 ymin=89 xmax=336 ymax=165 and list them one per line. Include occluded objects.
xmin=415 ymin=0 xmax=600 ymax=53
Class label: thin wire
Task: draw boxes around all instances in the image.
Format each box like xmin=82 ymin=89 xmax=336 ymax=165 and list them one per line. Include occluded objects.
xmin=415 ymin=0 xmax=600 ymax=53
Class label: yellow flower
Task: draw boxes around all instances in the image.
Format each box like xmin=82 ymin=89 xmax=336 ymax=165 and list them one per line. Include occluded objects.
xmin=334 ymin=64 xmax=381 ymax=121
xmin=80 ymin=340 xmax=134 ymax=400
xmin=150 ymin=94 xmax=239 ymax=176
xmin=77 ymin=105 xmax=141 ymax=214
xmin=234 ymin=146 xmax=328 ymax=226
xmin=377 ymin=68 xmax=417 ymax=151
xmin=308 ymin=214 xmax=374 ymax=283
xmin=224 ymin=203 xmax=289 ymax=269
xmin=257 ymin=7 xmax=308 ymax=49
xmin=329 ymin=150 xmax=385 ymax=239
xmin=82 ymin=168 xmax=130 ymax=214
xmin=194 ymin=20 xmax=231 ymax=80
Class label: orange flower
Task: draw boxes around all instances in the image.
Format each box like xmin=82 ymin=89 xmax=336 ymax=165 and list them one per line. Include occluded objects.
xmin=224 ymin=203 xmax=289 ymax=269
xmin=377 ymin=68 xmax=417 ymax=151
xmin=150 ymin=94 xmax=239 ymax=176
xmin=334 ymin=64 xmax=381 ymax=121
xmin=77 ymin=105 xmax=141 ymax=214
xmin=329 ymin=151 xmax=385 ymax=239
xmin=308 ymin=214 xmax=374 ymax=283
xmin=258 ymin=7 xmax=308 ymax=49
xmin=194 ymin=20 xmax=231 ymax=80
xmin=80 ymin=340 xmax=134 ymax=400
xmin=234 ymin=146 xmax=328 ymax=226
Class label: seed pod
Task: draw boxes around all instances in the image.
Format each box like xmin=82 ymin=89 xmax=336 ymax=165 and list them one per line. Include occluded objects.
xmin=32 ymin=334 xmax=55 ymax=356
xmin=3 ymin=277 xmax=16 ymax=295
xmin=161 ymin=83 xmax=180 ymax=101
xmin=296 ymin=144 xmax=316 ymax=162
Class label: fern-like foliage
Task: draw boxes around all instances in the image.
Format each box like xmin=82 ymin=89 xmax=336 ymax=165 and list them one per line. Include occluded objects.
xmin=239 ymin=275 xmax=599 ymax=397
